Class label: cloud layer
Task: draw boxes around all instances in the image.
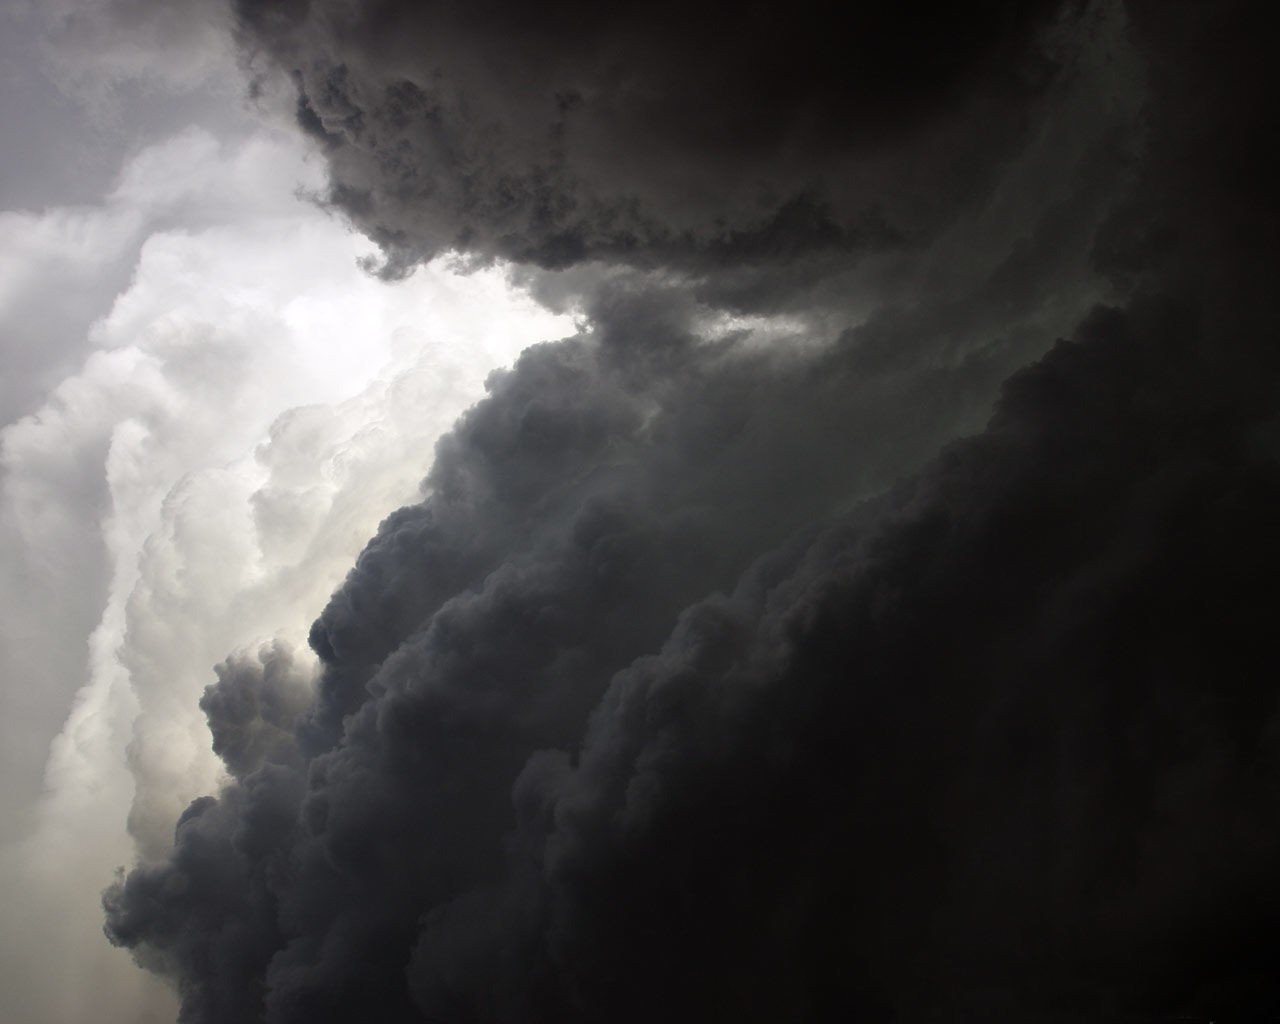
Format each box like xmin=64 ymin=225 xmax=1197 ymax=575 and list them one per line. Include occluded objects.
xmin=101 ymin=1 xmax=1279 ymax=1022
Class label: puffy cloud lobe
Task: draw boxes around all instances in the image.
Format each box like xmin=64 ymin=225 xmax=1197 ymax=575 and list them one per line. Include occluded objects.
xmin=231 ymin=0 xmax=1081 ymax=276
xmin=200 ymin=643 xmax=314 ymax=779
xmin=104 ymin=775 xmax=305 ymax=1024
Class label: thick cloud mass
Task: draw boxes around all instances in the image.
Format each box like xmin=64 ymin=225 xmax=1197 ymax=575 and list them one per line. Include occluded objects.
xmin=105 ymin=0 xmax=1278 ymax=1021
xmin=232 ymin=0 xmax=1079 ymax=276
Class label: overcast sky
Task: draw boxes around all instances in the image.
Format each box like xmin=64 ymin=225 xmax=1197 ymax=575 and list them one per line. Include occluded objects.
xmin=2 ymin=2 xmax=1277 ymax=1023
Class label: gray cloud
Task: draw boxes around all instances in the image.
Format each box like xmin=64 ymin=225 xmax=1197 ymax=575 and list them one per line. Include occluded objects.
xmin=102 ymin=0 xmax=1280 ymax=1022
xmin=200 ymin=642 xmax=313 ymax=780
xmin=231 ymin=0 xmax=1087 ymax=278
xmin=105 ymin=287 xmax=1280 ymax=1021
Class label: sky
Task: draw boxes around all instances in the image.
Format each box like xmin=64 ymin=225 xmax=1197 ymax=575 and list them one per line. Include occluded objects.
xmin=0 ymin=2 xmax=1276 ymax=1023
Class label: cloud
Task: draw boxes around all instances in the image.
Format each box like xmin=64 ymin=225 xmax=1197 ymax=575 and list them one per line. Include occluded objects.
xmin=0 ymin=124 xmax=316 ymax=423
xmin=104 ymin=286 xmax=1280 ymax=1021
xmin=99 ymin=0 xmax=1280 ymax=1022
xmin=0 ymin=114 xmax=571 ymax=1024
xmin=229 ymin=0 xmax=1095 ymax=278
xmin=497 ymin=300 xmax=1280 ymax=1022
xmin=200 ymin=642 xmax=314 ymax=780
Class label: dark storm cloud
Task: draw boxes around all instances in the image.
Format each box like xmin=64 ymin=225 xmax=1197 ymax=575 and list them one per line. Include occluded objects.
xmin=100 ymin=282 xmax=1105 ymax=1021
xmin=231 ymin=0 xmax=1079 ymax=277
xmin=105 ymin=291 xmax=1280 ymax=1022
xmin=105 ymin=0 xmax=1279 ymax=1021
xmin=496 ymin=300 xmax=1280 ymax=1023
xmin=200 ymin=642 xmax=314 ymax=779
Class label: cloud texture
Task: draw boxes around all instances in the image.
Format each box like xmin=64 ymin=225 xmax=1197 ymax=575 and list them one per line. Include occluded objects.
xmin=232 ymin=0 xmax=1086 ymax=279
xmin=103 ymin=1 xmax=1279 ymax=1022
xmin=0 ymin=89 xmax=569 ymax=1023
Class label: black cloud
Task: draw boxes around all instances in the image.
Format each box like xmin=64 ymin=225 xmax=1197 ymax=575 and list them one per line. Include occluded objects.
xmin=235 ymin=0 xmax=1079 ymax=277
xmin=105 ymin=0 xmax=1278 ymax=1021
xmin=200 ymin=641 xmax=314 ymax=779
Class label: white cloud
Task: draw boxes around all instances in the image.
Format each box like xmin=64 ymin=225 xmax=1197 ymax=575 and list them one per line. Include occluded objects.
xmin=0 ymin=119 xmax=573 ymax=1023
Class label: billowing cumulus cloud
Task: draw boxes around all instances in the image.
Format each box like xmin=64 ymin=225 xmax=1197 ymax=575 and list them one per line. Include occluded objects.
xmin=99 ymin=0 xmax=1280 ymax=1022
xmin=0 ymin=94 xmax=571 ymax=1024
